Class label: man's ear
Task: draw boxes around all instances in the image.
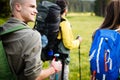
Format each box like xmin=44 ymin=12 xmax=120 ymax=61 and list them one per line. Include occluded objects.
xmin=15 ymin=3 xmax=22 ymax=11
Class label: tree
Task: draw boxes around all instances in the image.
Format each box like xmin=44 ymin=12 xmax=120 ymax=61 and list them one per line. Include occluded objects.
xmin=69 ymin=0 xmax=81 ymax=12
xmin=0 ymin=0 xmax=10 ymax=18
xmin=94 ymin=0 xmax=110 ymax=17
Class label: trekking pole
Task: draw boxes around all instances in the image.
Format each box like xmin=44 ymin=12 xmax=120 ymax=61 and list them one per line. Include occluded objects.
xmin=61 ymin=58 xmax=65 ymax=80
xmin=78 ymin=44 xmax=81 ymax=80
xmin=76 ymin=35 xmax=81 ymax=80
xmin=54 ymin=53 xmax=60 ymax=80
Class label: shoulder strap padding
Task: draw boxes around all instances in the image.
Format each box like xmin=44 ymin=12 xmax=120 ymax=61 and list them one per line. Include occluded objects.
xmin=0 ymin=25 xmax=27 ymax=36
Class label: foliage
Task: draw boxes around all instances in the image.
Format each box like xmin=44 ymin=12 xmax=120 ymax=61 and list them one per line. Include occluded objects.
xmin=67 ymin=0 xmax=95 ymax=12
xmin=0 ymin=18 xmax=7 ymax=26
xmin=0 ymin=0 xmax=95 ymax=18
xmin=0 ymin=0 xmax=10 ymax=18
xmin=0 ymin=0 xmax=113 ymax=18
xmin=94 ymin=0 xmax=110 ymax=16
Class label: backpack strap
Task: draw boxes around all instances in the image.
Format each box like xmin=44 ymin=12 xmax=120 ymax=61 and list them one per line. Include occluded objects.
xmin=59 ymin=18 xmax=66 ymax=40
xmin=0 ymin=25 xmax=27 ymax=79
xmin=0 ymin=25 xmax=27 ymax=35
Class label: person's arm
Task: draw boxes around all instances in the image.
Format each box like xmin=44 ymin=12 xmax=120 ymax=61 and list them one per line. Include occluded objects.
xmin=23 ymin=30 xmax=62 ymax=80
xmin=60 ymin=21 xmax=82 ymax=49
xmin=36 ymin=59 xmax=62 ymax=80
xmin=22 ymin=30 xmax=43 ymax=80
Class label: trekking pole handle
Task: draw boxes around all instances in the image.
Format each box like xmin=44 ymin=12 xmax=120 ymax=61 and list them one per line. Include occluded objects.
xmin=76 ymin=35 xmax=80 ymax=39
xmin=76 ymin=35 xmax=82 ymax=47
xmin=54 ymin=53 xmax=60 ymax=80
xmin=54 ymin=53 xmax=59 ymax=61
xmin=76 ymin=35 xmax=81 ymax=49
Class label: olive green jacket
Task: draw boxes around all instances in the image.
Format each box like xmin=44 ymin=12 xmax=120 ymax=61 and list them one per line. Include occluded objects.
xmin=2 ymin=17 xmax=42 ymax=80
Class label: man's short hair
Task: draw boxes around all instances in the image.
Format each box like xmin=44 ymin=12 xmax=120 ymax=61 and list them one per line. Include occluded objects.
xmin=56 ymin=0 xmax=69 ymax=14
xmin=9 ymin=0 xmax=24 ymax=11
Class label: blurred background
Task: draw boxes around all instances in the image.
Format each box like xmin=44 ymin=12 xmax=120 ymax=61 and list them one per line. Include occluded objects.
xmin=0 ymin=0 xmax=110 ymax=18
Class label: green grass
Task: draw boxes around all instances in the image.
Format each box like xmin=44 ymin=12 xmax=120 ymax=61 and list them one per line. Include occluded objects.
xmin=0 ymin=13 xmax=104 ymax=80
xmin=67 ymin=13 xmax=103 ymax=80
xmin=0 ymin=18 xmax=7 ymax=25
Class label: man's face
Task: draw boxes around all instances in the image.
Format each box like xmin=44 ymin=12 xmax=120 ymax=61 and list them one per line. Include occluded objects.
xmin=20 ymin=0 xmax=38 ymax=23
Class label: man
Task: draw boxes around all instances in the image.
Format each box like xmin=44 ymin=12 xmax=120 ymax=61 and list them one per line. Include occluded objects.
xmin=1 ymin=0 xmax=61 ymax=80
xmin=50 ymin=0 xmax=82 ymax=80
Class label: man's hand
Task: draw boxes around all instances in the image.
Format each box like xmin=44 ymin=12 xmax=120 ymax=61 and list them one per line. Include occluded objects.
xmin=50 ymin=58 xmax=62 ymax=72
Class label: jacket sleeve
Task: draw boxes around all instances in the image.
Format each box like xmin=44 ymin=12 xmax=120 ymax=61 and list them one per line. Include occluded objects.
xmin=60 ymin=20 xmax=80 ymax=50
xmin=22 ymin=30 xmax=42 ymax=80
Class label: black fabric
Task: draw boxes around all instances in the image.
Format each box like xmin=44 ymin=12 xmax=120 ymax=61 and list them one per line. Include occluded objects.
xmin=34 ymin=0 xmax=70 ymax=62
xmin=0 ymin=27 xmax=3 ymax=33
xmin=0 ymin=27 xmax=3 ymax=39
xmin=34 ymin=1 xmax=61 ymax=61
xmin=34 ymin=1 xmax=61 ymax=34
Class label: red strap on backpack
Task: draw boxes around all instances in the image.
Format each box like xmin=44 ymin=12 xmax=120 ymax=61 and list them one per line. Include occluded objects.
xmin=91 ymin=71 xmax=96 ymax=80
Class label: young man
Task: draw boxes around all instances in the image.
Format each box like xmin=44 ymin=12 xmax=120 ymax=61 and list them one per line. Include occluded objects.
xmin=50 ymin=0 xmax=82 ymax=80
xmin=1 ymin=0 xmax=62 ymax=80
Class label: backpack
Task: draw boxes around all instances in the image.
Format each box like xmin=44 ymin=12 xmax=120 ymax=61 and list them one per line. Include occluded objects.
xmin=34 ymin=1 xmax=61 ymax=61
xmin=0 ymin=25 xmax=26 ymax=80
xmin=89 ymin=29 xmax=120 ymax=80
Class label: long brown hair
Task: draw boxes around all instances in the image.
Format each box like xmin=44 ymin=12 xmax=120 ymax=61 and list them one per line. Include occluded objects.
xmin=99 ymin=0 xmax=120 ymax=30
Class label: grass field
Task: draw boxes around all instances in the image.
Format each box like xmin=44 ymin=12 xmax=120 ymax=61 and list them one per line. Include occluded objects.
xmin=0 ymin=13 xmax=104 ymax=80
xmin=67 ymin=13 xmax=103 ymax=80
